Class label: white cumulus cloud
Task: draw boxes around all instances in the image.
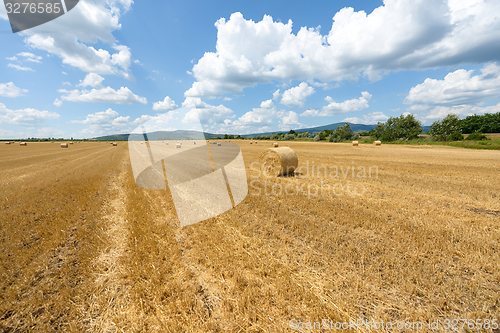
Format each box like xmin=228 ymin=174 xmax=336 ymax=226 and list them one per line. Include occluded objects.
xmin=182 ymin=97 xmax=234 ymax=125
xmin=405 ymin=63 xmax=500 ymax=107
xmin=185 ymin=1 xmax=500 ymax=98
xmin=72 ymin=107 xmax=153 ymax=136
xmin=302 ymin=92 xmax=372 ymax=116
xmin=236 ymin=100 xmax=304 ymax=130
xmin=0 ymin=103 xmax=59 ymax=125
xmin=153 ymin=96 xmax=178 ymax=111
xmin=17 ymin=52 xmax=42 ymax=63
xmin=59 ymin=75 xmax=146 ymax=104
xmin=260 ymin=99 xmax=274 ymax=108
xmin=78 ymin=73 xmax=105 ymax=88
xmin=342 ymin=112 xmax=389 ymax=124
xmin=0 ymin=82 xmax=28 ymax=98
xmin=22 ymin=0 xmax=134 ymax=79
xmin=59 ymin=86 xmax=147 ymax=104
xmin=7 ymin=64 xmax=34 ymax=71
xmin=280 ymin=82 xmax=315 ymax=107
xmin=279 ymin=111 xmax=303 ymax=130
xmin=423 ymin=103 xmax=500 ymax=120
xmin=54 ymin=98 xmax=63 ymax=107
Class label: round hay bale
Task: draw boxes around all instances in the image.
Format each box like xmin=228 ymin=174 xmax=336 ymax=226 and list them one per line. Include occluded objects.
xmin=176 ymin=143 xmax=181 ymax=148
xmin=166 ymin=142 xmax=169 ymax=145
xmin=374 ymin=140 xmax=381 ymax=146
xmin=352 ymin=140 xmax=359 ymax=146
xmin=69 ymin=142 xmax=74 ymax=144
xmin=259 ymin=147 xmax=298 ymax=177
xmin=217 ymin=142 xmax=221 ymax=146
xmin=273 ymin=142 xmax=278 ymax=147
xmin=194 ymin=141 xmax=196 ymax=145
xmin=20 ymin=142 xmax=27 ymax=146
xmin=61 ymin=143 xmax=68 ymax=148
xmin=113 ymin=142 xmax=118 ymax=146
xmin=250 ymin=141 xmax=253 ymax=144
xmin=5 ymin=141 xmax=11 ymax=144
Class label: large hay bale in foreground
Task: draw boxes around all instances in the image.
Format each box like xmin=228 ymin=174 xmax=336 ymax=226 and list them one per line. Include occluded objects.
xmin=5 ymin=142 xmax=11 ymax=144
xmin=352 ymin=141 xmax=359 ymax=146
xmin=61 ymin=143 xmax=68 ymax=148
xmin=259 ymin=147 xmax=298 ymax=177
xmin=273 ymin=142 xmax=278 ymax=147
xmin=176 ymin=143 xmax=181 ymax=148
xmin=374 ymin=140 xmax=381 ymax=146
xmin=113 ymin=142 xmax=118 ymax=146
xmin=20 ymin=142 xmax=27 ymax=146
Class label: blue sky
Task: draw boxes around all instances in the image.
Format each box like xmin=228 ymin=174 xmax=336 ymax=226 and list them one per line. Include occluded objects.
xmin=1 ymin=0 xmax=499 ymax=139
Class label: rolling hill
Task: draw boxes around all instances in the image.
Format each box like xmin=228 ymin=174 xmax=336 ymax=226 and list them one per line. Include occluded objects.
xmin=92 ymin=122 xmax=431 ymax=140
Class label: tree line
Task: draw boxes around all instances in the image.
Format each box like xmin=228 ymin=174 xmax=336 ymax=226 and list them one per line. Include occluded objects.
xmin=218 ymin=112 xmax=498 ymax=142
xmin=369 ymin=112 xmax=498 ymax=141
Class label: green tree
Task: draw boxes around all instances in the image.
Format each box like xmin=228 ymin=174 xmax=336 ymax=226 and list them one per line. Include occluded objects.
xmin=328 ymin=123 xmax=358 ymax=142
xmin=429 ymin=114 xmax=461 ymax=141
xmin=296 ymin=131 xmax=310 ymax=138
xmin=371 ymin=114 xmax=422 ymax=141
xmin=460 ymin=112 xmax=500 ymax=133
xmin=447 ymin=132 xmax=464 ymax=141
xmin=465 ymin=132 xmax=488 ymax=141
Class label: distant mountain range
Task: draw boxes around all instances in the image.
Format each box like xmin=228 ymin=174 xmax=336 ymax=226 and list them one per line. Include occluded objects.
xmin=93 ymin=130 xmax=221 ymax=141
xmin=92 ymin=122 xmax=431 ymax=141
xmin=244 ymin=122 xmax=378 ymax=137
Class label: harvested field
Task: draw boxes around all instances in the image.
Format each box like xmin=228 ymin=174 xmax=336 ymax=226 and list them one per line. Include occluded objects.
xmin=0 ymin=141 xmax=499 ymax=332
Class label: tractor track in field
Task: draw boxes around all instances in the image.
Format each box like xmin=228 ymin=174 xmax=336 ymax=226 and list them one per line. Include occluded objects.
xmin=143 ymin=189 xmax=230 ymax=330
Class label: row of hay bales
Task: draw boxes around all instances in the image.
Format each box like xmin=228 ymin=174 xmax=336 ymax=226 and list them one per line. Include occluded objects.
xmin=59 ymin=141 xmax=117 ymax=148
xmin=352 ymin=140 xmax=381 ymax=146
xmin=257 ymin=141 xmax=382 ymax=178
xmin=249 ymin=141 xmax=279 ymax=147
xmin=4 ymin=141 xmax=27 ymax=145
xmin=248 ymin=140 xmax=380 ymax=147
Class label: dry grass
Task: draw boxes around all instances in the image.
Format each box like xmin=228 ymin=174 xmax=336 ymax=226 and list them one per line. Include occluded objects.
xmin=1 ymin=141 xmax=499 ymax=332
